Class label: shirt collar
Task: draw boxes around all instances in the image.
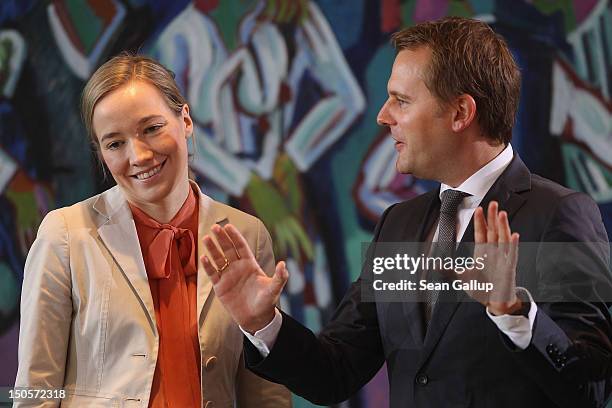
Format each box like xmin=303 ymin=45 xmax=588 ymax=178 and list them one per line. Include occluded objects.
xmin=440 ymin=143 xmax=514 ymax=204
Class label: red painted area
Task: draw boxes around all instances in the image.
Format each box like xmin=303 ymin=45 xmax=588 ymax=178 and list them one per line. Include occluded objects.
xmin=573 ymin=0 xmax=599 ymax=24
xmin=194 ymin=0 xmax=220 ymax=14
xmin=414 ymin=0 xmax=449 ymax=23
xmin=381 ymin=0 xmax=402 ymax=33
xmin=88 ymin=0 xmax=117 ymax=25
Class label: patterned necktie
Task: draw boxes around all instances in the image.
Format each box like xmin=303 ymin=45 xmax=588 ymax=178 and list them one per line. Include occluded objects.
xmin=423 ymin=189 xmax=471 ymax=325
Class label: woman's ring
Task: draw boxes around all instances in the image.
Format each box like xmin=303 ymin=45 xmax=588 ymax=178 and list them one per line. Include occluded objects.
xmin=218 ymin=258 xmax=230 ymax=273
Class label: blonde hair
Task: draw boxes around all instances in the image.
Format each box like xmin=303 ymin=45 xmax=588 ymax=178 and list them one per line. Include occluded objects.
xmin=81 ymin=52 xmax=187 ymax=150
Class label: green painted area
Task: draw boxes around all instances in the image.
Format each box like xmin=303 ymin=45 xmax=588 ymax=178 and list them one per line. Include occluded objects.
xmin=577 ymin=97 xmax=607 ymax=135
xmin=330 ymin=44 xmax=395 ymax=280
xmin=447 ymin=0 xmax=475 ymax=18
xmin=467 ymin=0 xmax=495 ymax=15
xmin=562 ymin=144 xmax=581 ymax=193
xmin=277 ymin=0 xmax=290 ymax=22
xmin=303 ymin=305 xmax=322 ymax=333
xmin=209 ymin=1 xmax=255 ymax=51
xmin=533 ymin=0 xmax=576 ymax=32
xmin=0 ymin=263 xmax=18 ymax=314
xmin=561 ymin=143 xmax=612 ymax=199
xmin=292 ymin=394 xmax=319 ymax=408
xmin=400 ymin=0 xmax=418 ymax=27
xmin=65 ymin=0 xmax=103 ymax=54
xmin=603 ymin=9 xmax=612 ymax=54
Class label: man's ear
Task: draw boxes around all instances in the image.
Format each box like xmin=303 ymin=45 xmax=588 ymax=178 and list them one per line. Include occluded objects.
xmin=182 ymin=104 xmax=193 ymax=138
xmin=451 ymin=94 xmax=477 ymax=132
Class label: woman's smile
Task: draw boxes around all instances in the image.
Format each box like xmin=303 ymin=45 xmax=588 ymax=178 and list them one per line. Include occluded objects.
xmin=131 ymin=159 xmax=167 ymax=182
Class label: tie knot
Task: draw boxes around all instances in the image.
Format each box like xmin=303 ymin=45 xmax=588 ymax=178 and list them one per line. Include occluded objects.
xmin=170 ymin=224 xmax=189 ymax=234
xmin=440 ymin=189 xmax=470 ymax=215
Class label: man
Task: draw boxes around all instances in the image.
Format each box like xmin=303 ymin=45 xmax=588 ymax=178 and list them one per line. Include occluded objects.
xmin=201 ymin=17 xmax=612 ymax=407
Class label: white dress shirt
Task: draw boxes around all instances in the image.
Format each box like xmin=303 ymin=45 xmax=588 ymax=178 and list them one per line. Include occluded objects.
xmin=243 ymin=143 xmax=537 ymax=355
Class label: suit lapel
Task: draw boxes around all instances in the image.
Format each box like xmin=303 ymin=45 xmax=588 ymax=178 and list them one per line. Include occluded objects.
xmin=398 ymin=190 xmax=440 ymax=346
xmin=418 ymin=154 xmax=531 ymax=368
xmin=193 ymin=182 xmax=228 ymax=325
xmin=404 ymin=190 xmax=441 ymax=244
xmin=460 ymin=154 xmax=530 ymax=248
xmin=94 ymin=187 xmax=157 ymax=334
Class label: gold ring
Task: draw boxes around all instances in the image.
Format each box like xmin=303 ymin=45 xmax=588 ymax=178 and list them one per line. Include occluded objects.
xmin=218 ymin=258 xmax=230 ymax=273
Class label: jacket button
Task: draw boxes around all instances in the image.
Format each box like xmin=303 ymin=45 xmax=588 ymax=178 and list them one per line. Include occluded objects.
xmin=415 ymin=374 xmax=429 ymax=385
xmin=205 ymin=356 xmax=217 ymax=371
xmin=205 ymin=401 xmax=214 ymax=408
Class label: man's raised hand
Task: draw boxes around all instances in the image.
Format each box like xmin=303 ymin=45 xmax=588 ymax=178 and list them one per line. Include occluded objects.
xmin=201 ymin=224 xmax=289 ymax=333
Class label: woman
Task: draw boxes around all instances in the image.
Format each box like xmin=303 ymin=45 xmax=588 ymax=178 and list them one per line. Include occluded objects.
xmin=14 ymin=54 xmax=291 ymax=407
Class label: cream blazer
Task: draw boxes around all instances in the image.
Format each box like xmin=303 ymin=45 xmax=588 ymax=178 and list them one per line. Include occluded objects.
xmin=15 ymin=182 xmax=291 ymax=408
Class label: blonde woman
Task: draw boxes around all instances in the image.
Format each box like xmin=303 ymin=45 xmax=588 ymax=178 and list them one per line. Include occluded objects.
xmin=14 ymin=53 xmax=291 ymax=408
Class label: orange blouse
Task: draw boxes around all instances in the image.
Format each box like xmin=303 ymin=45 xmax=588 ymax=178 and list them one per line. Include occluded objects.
xmin=130 ymin=187 xmax=201 ymax=408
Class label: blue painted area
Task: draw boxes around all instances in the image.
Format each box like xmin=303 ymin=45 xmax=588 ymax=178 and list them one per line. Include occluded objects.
xmin=0 ymin=102 xmax=27 ymax=173
xmin=601 ymin=202 xmax=612 ymax=243
xmin=315 ymin=0 xmax=365 ymax=49
xmin=0 ymin=0 xmax=36 ymax=25
xmin=137 ymin=0 xmax=192 ymax=44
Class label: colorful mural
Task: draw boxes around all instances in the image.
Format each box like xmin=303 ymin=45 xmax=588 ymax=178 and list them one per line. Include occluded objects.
xmin=151 ymin=1 xmax=366 ymax=334
xmin=1 ymin=0 xmax=610 ymax=407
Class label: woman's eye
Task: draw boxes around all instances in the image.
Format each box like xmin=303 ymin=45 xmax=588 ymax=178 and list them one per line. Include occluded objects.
xmin=145 ymin=124 xmax=164 ymax=134
xmin=106 ymin=141 xmax=123 ymax=150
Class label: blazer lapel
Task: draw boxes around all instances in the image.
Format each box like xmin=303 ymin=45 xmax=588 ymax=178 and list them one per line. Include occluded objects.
xmin=94 ymin=187 xmax=157 ymax=334
xmin=418 ymin=154 xmax=531 ymax=368
xmin=93 ymin=183 xmax=232 ymax=333
xmin=193 ymin=182 xmax=228 ymax=325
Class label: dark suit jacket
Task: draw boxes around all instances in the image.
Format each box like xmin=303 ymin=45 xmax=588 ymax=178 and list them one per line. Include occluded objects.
xmin=244 ymin=155 xmax=612 ymax=407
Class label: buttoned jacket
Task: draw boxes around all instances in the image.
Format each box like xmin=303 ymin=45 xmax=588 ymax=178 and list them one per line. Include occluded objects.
xmin=245 ymin=155 xmax=612 ymax=408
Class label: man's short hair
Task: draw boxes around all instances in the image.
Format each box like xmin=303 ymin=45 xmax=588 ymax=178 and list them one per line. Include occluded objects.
xmin=392 ymin=17 xmax=520 ymax=145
